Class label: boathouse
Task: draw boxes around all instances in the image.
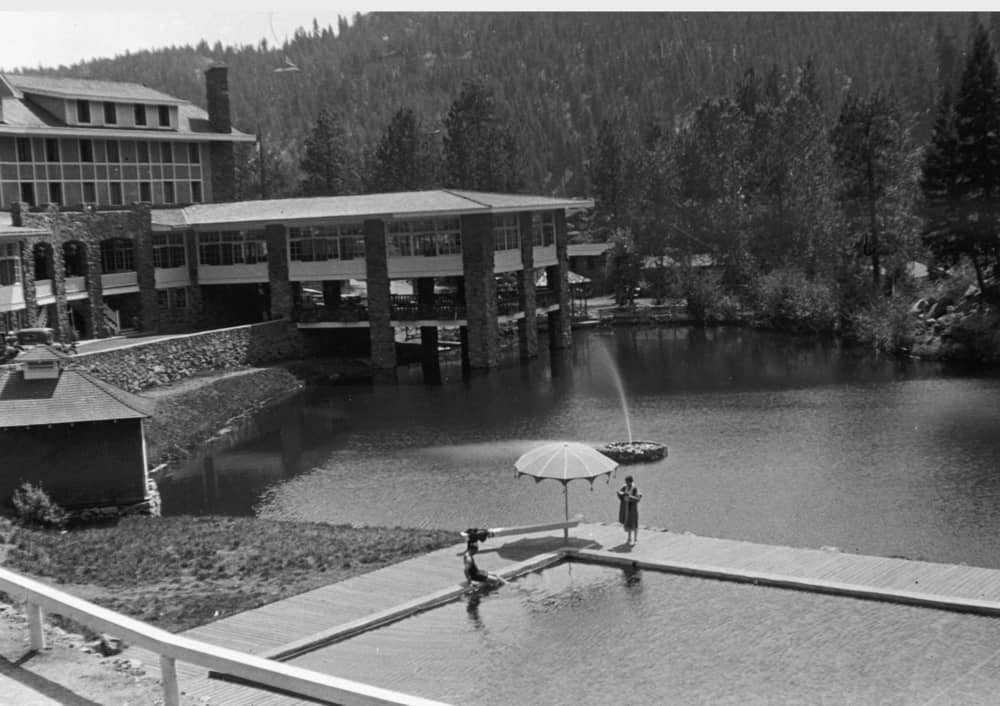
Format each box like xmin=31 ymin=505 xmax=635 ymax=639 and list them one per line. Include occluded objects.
xmin=0 ymin=346 xmax=153 ymax=510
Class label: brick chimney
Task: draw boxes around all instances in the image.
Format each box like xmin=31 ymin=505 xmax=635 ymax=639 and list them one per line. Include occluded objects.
xmin=205 ymin=65 xmax=235 ymax=202
xmin=205 ymin=65 xmax=231 ymax=133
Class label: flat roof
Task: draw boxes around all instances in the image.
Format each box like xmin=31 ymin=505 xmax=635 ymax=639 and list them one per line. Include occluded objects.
xmin=151 ymin=190 xmax=595 ymax=230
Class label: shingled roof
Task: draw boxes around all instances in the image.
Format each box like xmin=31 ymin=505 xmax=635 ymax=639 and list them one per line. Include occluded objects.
xmin=0 ymin=354 xmax=151 ymax=427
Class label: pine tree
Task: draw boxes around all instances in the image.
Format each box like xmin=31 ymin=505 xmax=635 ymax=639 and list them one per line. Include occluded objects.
xmin=300 ymin=108 xmax=355 ymax=196
xmin=588 ymin=119 xmax=628 ymax=236
xmin=442 ymin=81 xmax=522 ymax=192
xmin=830 ymin=90 xmax=913 ymax=290
xmin=364 ymin=107 xmax=440 ymax=192
xmin=920 ymin=88 xmax=965 ymax=268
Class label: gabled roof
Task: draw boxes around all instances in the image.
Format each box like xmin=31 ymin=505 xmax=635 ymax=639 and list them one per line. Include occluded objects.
xmin=151 ymin=190 xmax=595 ymax=230
xmin=3 ymin=73 xmax=186 ymax=104
xmin=0 ymin=362 xmax=151 ymax=427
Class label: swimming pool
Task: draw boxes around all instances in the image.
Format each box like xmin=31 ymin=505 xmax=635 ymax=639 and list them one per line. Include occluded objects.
xmin=290 ymin=562 xmax=1000 ymax=705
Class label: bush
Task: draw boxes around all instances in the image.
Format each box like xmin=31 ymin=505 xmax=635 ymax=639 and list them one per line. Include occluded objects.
xmin=751 ymin=270 xmax=838 ymax=333
xmin=12 ymin=482 xmax=68 ymax=530
xmin=848 ymin=294 xmax=915 ymax=354
xmin=676 ymin=269 xmax=731 ymax=324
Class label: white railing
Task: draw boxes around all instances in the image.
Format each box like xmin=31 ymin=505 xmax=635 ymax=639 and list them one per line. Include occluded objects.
xmin=0 ymin=566 xmax=450 ymax=706
xmin=103 ymin=304 xmax=120 ymax=334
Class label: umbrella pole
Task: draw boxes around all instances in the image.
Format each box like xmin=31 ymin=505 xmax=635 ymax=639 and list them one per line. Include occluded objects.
xmin=563 ymin=484 xmax=569 ymax=542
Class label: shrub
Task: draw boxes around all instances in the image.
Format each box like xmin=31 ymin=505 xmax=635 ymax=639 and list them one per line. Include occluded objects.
xmin=11 ymin=482 xmax=69 ymax=530
xmin=676 ymin=268 xmax=731 ymax=324
xmin=848 ymin=294 xmax=915 ymax=354
xmin=751 ymin=270 xmax=838 ymax=333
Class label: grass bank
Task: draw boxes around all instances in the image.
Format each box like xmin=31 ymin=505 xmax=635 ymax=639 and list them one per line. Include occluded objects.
xmin=1 ymin=515 xmax=456 ymax=633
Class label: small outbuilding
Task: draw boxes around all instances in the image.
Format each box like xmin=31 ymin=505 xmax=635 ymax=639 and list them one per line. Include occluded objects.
xmin=0 ymin=346 xmax=153 ymax=512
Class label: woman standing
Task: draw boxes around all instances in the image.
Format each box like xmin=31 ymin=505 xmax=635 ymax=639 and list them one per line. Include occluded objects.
xmin=617 ymin=475 xmax=642 ymax=545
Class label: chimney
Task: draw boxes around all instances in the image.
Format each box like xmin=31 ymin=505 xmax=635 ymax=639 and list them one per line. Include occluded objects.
xmin=204 ymin=65 xmax=236 ymax=202
xmin=205 ymin=65 xmax=231 ymax=133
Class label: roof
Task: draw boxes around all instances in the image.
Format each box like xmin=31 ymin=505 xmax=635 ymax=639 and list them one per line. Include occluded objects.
xmin=151 ymin=190 xmax=595 ymax=230
xmin=0 ymin=77 xmax=254 ymax=143
xmin=0 ymin=362 xmax=151 ymax=427
xmin=4 ymin=73 xmax=186 ymax=104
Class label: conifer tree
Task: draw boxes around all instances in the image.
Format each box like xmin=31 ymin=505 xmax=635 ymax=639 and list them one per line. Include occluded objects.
xmin=588 ymin=119 xmax=628 ymax=236
xmin=300 ymin=108 xmax=355 ymax=196
xmin=365 ymin=107 xmax=440 ymax=193
xmin=442 ymin=81 xmax=522 ymax=192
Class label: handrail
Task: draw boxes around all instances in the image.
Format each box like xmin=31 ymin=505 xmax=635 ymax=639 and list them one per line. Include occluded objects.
xmin=0 ymin=566 xmax=450 ymax=706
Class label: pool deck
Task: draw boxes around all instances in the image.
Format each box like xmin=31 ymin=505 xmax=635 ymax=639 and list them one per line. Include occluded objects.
xmin=122 ymin=522 xmax=1000 ymax=705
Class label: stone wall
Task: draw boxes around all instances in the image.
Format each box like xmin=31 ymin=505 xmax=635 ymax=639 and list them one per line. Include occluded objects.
xmin=72 ymin=319 xmax=307 ymax=391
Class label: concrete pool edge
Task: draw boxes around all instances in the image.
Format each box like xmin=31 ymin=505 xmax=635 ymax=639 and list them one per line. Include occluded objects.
xmin=262 ymin=551 xmax=565 ymax=662
xmin=568 ymin=547 xmax=1000 ymax=617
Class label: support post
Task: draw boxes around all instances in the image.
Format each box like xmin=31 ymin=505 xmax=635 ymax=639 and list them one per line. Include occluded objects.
xmin=27 ymin=602 xmax=45 ymax=650
xmin=563 ymin=485 xmax=570 ymax=542
xmin=160 ymin=654 xmax=180 ymax=706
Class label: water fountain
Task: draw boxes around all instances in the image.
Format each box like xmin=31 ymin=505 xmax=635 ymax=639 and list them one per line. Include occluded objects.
xmin=594 ymin=339 xmax=667 ymax=464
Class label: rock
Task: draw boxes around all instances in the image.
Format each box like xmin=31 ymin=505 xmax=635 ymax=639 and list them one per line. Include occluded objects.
xmin=964 ymin=284 xmax=981 ymax=299
xmin=91 ymin=634 xmax=125 ymax=656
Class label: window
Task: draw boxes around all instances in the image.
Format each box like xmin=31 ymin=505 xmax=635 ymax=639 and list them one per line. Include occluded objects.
xmin=137 ymin=142 xmax=150 ymax=163
xmin=77 ymin=100 xmax=91 ymax=123
xmin=139 ymin=182 xmax=151 ymax=202
xmin=153 ymin=233 xmax=186 ymax=268
xmin=198 ymin=231 xmax=267 ymax=266
xmin=106 ymin=140 xmax=120 ymax=163
xmin=109 ymin=182 xmax=122 ymax=205
xmin=388 ymin=218 xmax=461 ymax=257
xmin=80 ymin=140 xmax=94 ymax=162
xmin=161 ymin=142 xmax=172 ymax=163
xmin=104 ymin=101 xmax=117 ymax=124
xmin=289 ymin=223 xmax=366 ymax=262
xmin=0 ymin=243 xmax=21 ymax=286
xmin=158 ymin=105 xmax=170 ymax=126
xmin=188 ymin=143 xmax=200 ymax=164
xmin=163 ymin=181 xmax=175 ymax=203
xmin=134 ymin=104 xmax=146 ymax=126
xmin=82 ymin=182 xmax=96 ymax=204
xmin=16 ymin=138 xmax=32 ymax=162
xmin=173 ymin=288 xmax=187 ymax=308
xmin=190 ymin=181 xmax=202 ymax=203
xmin=532 ymin=212 xmax=556 ymax=247
xmin=157 ymin=289 xmax=169 ymax=308
xmin=45 ymin=139 xmax=60 ymax=162
xmin=20 ymin=183 xmax=35 ymax=205
xmin=100 ymin=238 xmax=135 ymax=273
xmin=48 ymin=182 xmax=62 ymax=204
xmin=493 ymin=214 xmax=521 ymax=251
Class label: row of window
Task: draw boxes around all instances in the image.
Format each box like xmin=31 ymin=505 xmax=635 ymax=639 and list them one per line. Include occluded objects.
xmin=493 ymin=213 xmax=557 ymax=252
xmin=387 ymin=218 xmax=462 ymax=257
xmin=289 ymin=224 xmax=367 ymax=262
xmin=198 ymin=231 xmax=268 ymax=266
xmin=75 ymin=100 xmax=172 ymax=128
xmin=156 ymin=287 xmax=188 ymax=310
xmin=0 ymin=243 xmax=20 ymax=286
xmin=9 ymin=138 xmax=200 ymax=165
xmin=14 ymin=179 xmax=201 ymax=207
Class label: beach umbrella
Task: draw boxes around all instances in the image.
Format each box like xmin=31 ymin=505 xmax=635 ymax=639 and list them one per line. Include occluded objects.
xmin=514 ymin=441 xmax=619 ymax=539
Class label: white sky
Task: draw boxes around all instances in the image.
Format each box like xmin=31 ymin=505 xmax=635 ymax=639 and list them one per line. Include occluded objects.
xmin=0 ymin=1 xmax=982 ymax=73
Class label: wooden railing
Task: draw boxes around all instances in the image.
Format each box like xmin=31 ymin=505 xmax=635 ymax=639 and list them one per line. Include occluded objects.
xmin=0 ymin=566 xmax=449 ymax=706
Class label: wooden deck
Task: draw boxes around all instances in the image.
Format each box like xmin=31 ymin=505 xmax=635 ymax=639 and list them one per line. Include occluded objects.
xmin=121 ymin=523 xmax=1000 ymax=705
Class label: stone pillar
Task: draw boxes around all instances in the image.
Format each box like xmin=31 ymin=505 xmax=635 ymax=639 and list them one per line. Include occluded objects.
xmin=459 ymin=213 xmax=499 ymax=368
xmin=184 ymin=230 xmax=204 ymax=326
xmin=517 ymin=211 xmax=538 ymax=360
xmin=322 ymin=280 xmax=343 ymax=309
xmin=134 ymin=205 xmax=159 ymax=333
xmin=416 ymin=276 xmax=440 ymax=383
xmin=265 ymin=224 xmax=292 ymax=320
xmin=547 ymin=210 xmax=572 ymax=350
xmin=364 ymin=219 xmax=396 ymax=371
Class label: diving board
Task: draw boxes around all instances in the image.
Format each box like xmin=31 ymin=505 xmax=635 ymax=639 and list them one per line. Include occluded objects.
xmin=461 ymin=514 xmax=584 ymax=541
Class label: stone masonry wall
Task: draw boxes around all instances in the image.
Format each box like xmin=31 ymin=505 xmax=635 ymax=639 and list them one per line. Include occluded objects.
xmin=73 ymin=319 xmax=306 ymax=391
xmin=461 ymin=213 xmax=499 ymax=368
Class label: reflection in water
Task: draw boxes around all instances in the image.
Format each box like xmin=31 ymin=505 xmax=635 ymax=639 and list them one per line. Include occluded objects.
xmin=160 ymin=327 xmax=1000 ymax=568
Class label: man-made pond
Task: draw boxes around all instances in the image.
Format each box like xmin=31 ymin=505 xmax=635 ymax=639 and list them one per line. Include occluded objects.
xmin=291 ymin=562 xmax=1000 ymax=705
xmin=158 ymin=326 xmax=1000 ymax=569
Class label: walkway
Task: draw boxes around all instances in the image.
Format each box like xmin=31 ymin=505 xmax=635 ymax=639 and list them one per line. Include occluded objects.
xmin=118 ymin=523 xmax=1000 ymax=705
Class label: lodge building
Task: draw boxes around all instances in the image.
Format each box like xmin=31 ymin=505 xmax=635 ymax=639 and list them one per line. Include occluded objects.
xmin=1 ymin=67 xmax=592 ymax=372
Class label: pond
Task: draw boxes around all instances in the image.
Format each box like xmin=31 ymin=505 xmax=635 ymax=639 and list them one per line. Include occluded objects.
xmin=158 ymin=326 xmax=1000 ymax=569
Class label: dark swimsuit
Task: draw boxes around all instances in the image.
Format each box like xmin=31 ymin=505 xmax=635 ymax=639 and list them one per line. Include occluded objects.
xmin=464 ymin=553 xmax=490 ymax=582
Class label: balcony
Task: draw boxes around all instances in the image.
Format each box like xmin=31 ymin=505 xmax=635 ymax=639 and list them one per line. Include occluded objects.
xmin=294 ymin=290 xmax=559 ymax=325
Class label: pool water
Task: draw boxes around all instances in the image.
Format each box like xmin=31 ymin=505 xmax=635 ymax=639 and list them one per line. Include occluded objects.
xmin=292 ymin=563 xmax=1000 ymax=705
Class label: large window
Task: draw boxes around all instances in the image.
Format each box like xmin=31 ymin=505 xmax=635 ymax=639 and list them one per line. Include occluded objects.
xmin=77 ymin=100 xmax=91 ymax=123
xmin=153 ymin=233 xmax=186 ymax=268
xmin=104 ymin=101 xmax=117 ymax=124
xmin=16 ymin=138 xmax=32 ymax=162
xmin=109 ymin=182 xmax=123 ymax=205
xmin=80 ymin=139 xmax=94 ymax=162
xmin=106 ymin=140 xmax=120 ymax=163
xmin=289 ymin=223 xmax=366 ymax=262
xmin=45 ymin=139 xmax=60 ymax=162
xmin=158 ymin=105 xmax=171 ymax=127
xmin=83 ymin=182 xmax=96 ymax=204
xmin=532 ymin=212 xmax=556 ymax=247
xmin=0 ymin=243 xmax=21 ymax=286
xmin=161 ymin=142 xmax=172 ymax=164
xmin=134 ymin=104 xmax=147 ymax=126
xmin=493 ymin=214 xmax=521 ymax=252
xmin=137 ymin=142 xmax=150 ymax=163
xmin=163 ymin=181 xmax=175 ymax=204
xmin=48 ymin=182 xmax=62 ymax=205
xmin=198 ymin=231 xmax=267 ymax=266
xmin=388 ymin=218 xmax=461 ymax=257
xmin=188 ymin=143 xmax=201 ymax=164
xmin=190 ymin=181 xmax=202 ymax=203
xmin=100 ymin=238 xmax=135 ymax=273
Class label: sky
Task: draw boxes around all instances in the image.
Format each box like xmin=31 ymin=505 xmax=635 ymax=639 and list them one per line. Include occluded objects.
xmin=0 ymin=2 xmax=981 ymax=72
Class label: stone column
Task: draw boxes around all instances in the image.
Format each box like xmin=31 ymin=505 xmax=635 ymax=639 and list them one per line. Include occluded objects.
xmin=547 ymin=209 xmax=572 ymax=350
xmin=460 ymin=213 xmax=499 ymax=368
xmin=265 ymin=224 xmax=292 ymax=320
xmin=364 ymin=219 xmax=396 ymax=371
xmin=517 ymin=211 xmax=538 ymax=360
xmin=184 ymin=230 xmax=204 ymax=327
